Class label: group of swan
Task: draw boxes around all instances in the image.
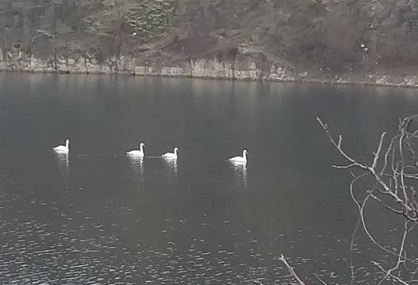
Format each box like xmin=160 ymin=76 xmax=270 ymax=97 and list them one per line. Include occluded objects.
xmin=53 ymin=140 xmax=247 ymax=165
xmin=126 ymin=143 xmax=179 ymax=160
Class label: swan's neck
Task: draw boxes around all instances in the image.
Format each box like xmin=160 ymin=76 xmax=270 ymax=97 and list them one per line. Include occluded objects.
xmin=140 ymin=144 xmax=144 ymax=152
xmin=174 ymin=149 xmax=178 ymax=156
xmin=242 ymin=151 xmax=247 ymax=160
xmin=65 ymin=140 xmax=69 ymax=148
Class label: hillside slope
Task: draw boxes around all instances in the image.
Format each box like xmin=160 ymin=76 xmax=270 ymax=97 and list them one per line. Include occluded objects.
xmin=1 ymin=0 xmax=418 ymax=86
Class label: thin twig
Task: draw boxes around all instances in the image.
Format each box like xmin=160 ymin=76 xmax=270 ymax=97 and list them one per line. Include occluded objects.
xmin=279 ymin=254 xmax=307 ymax=285
xmin=373 ymin=132 xmax=387 ymax=170
xmin=373 ymin=261 xmax=410 ymax=285
xmin=315 ymin=273 xmax=329 ymax=285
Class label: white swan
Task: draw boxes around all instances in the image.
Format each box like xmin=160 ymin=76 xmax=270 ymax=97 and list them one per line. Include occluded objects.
xmin=53 ymin=139 xmax=70 ymax=153
xmin=162 ymin=147 xmax=179 ymax=160
xmin=229 ymin=149 xmax=247 ymax=165
xmin=127 ymin=142 xmax=145 ymax=157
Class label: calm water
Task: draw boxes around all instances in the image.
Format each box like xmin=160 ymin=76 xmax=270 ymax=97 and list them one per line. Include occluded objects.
xmin=0 ymin=73 xmax=417 ymax=284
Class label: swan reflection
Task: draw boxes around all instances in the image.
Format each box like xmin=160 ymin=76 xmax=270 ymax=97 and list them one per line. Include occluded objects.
xmin=163 ymin=157 xmax=178 ymax=182
xmin=127 ymin=154 xmax=144 ymax=179
xmin=55 ymin=152 xmax=69 ymax=176
xmin=231 ymin=163 xmax=247 ymax=187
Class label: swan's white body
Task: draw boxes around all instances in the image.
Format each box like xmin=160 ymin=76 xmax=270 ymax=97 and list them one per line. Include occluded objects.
xmin=127 ymin=143 xmax=145 ymax=157
xmin=229 ymin=149 xmax=247 ymax=165
xmin=53 ymin=139 xmax=70 ymax=153
xmin=162 ymin=147 xmax=178 ymax=160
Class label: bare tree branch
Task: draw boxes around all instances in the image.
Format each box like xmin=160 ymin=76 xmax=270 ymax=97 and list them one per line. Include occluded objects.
xmin=318 ymin=115 xmax=418 ymax=284
xmin=315 ymin=273 xmax=329 ymax=285
xmin=282 ymin=116 xmax=418 ymax=285
xmin=373 ymin=261 xmax=411 ymax=285
xmin=279 ymin=254 xmax=308 ymax=285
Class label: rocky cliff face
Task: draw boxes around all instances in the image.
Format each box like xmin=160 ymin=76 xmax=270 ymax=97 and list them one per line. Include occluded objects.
xmin=2 ymin=0 xmax=418 ymax=87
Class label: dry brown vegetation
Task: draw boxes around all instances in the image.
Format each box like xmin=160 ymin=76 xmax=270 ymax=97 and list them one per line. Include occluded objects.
xmin=0 ymin=1 xmax=418 ymax=74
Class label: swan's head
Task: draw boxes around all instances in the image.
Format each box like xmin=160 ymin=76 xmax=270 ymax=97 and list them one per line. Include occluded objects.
xmin=243 ymin=149 xmax=248 ymax=155
xmin=66 ymin=139 xmax=70 ymax=145
xmin=174 ymin=147 xmax=179 ymax=152
xmin=140 ymin=142 xmax=145 ymax=147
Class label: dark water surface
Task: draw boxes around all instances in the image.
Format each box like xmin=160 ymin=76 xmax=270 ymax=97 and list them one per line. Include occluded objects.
xmin=0 ymin=73 xmax=417 ymax=284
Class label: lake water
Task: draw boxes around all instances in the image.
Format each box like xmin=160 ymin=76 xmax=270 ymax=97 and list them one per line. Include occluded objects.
xmin=0 ymin=73 xmax=417 ymax=284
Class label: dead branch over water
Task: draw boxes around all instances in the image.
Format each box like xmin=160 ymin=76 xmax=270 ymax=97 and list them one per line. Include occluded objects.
xmin=281 ymin=115 xmax=418 ymax=285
